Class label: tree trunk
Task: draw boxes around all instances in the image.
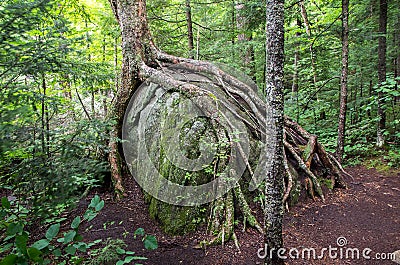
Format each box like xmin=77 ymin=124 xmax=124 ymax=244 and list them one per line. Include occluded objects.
xmin=236 ymin=2 xmax=256 ymax=80
xmin=264 ymin=0 xmax=285 ymax=263
xmin=108 ymin=0 xmax=157 ymax=198
xmin=395 ymin=13 xmax=400 ymax=104
xmin=185 ymin=0 xmax=194 ymax=59
xmin=376 ymin=0 xmax=387 ymax=147
xmin=299 ymin=1 xmax=317 ymax=87
xmin=336 ymin=0 xmax=349 ymax=163
xmin=292 ymin=17 xmax=301 ymax=122
xmin=291 ymin=18 xmax=301 ymax=95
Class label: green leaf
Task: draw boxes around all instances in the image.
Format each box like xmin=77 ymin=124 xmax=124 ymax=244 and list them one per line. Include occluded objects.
xmin=0 ymin=254 xmax=18 ymax=265
xmin=45 ymin=223 xmax=60 ymax=240
xmin=134 ymin=228 xmax=145 ymax=237
xmin=94 ymin=200 xmax=104 ymax=211
xmin=83 ymin=210 xmax=97 ymax=221
xmin=116 ymin=248 xmax=125 ymax=254
xmin=73 ymin=242 xmax=88 ymax=252
xmin=116 ymin=261 xmax=124 ymax=265
xmin=89 ymin=195 xmax=100 ymax=208
xmin=27 ymin=247 xmax=42 ymax=262
xmin=63 ymin=231 xmax=76 ymax=244
xmin=87 ymin=239 xmax=102 ymax=247
xmin=75 ymin=234 xmax=83 ymax=242
xmin=31 ymin=239 xmax=50 ymax=250
xmin=125 ymin=256 xmax=147 ymax=262
xmin=52 ymin=248 xmax=62 ymax=257
xmin=6 ymin=223 xmax=23 ymax=237
xmin=71 ymin=216 xmax=81 ymax=229
xmin=64 ymin=245 xmax=76 ymax=255
xmin=0 ymin=243 xmax=13 ymax=253
xmin=143 ymin=235 xmax=158 ymax=250
xmin=15 ymin=233 xmax=28 ymax=253
xmin=1 ymin=197 xmax=10 ymax=209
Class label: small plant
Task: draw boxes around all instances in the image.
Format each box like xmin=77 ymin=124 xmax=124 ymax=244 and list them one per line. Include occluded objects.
xmin=87 ymin=228 xmax=158 ymax=265
xmin=133 ymin=228 xmax=158 ymax=251
xmin=384 ymin=150 xmax=400 ymax=168
xmin=86 ymin=238 xmax=149 ymax=265
xmin=0 ymin=195 xmax=105 ymax=265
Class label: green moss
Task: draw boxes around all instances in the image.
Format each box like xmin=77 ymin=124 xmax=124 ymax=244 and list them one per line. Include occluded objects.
xmin=148 ymin=196 xmax=206 ymax=235
xmin=320 ymin=178 xmax=334 ymax=190
xmin=288 ymin=180 xmax=301 ymax=206
xmin=363 ymin=157 xmax=400 ymax=175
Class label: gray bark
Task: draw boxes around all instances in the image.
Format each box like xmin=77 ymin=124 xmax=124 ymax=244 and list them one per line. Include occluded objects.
xmin=264 ymin=0 xmax=285 ymax=264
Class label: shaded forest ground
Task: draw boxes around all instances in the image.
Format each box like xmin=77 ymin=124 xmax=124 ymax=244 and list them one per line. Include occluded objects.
xmin=62 ymin=166 xmax=399 ymax=264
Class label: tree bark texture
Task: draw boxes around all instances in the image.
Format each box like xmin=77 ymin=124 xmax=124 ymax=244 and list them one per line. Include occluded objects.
xmin=264 ymin=0 xmax=285 ymax=263
xmin=108 ymin=0 xmax=157 ymax=197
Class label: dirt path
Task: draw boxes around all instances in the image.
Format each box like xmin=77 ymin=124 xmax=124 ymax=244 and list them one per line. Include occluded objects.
xmin=78 ymin=166 xmax=399 ymax=264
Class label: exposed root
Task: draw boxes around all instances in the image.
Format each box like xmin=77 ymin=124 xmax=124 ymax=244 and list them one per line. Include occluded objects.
xmin=108 ymin=128 xmax=125 ymax=199
xmin=207 ymin=191 xmax=235 ymax=247
xmin=282 ymin=148 xmax=293 ymax=203
xmin=233 ymin=185 xmax=263 ymax=234
xmin=111 ymin=53 xmax=351 ymax=245
xmin=152 ymin=52 xmax=349 ymax=200
xmin=328 ymin=153 xmax=354 ymax=180
xmin=284 ymin=140 xmax=325 ymax=202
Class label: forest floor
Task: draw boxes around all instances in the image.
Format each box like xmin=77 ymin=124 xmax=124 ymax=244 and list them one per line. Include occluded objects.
xmin=70 ymin=165 xmax=400 ymax=265
xmin=48 ymin=166 xmax=400 ymax=264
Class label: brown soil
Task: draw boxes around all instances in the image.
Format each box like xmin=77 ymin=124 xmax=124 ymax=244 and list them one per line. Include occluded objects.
xmin=71 ymin=166 xmax=400 ymax=264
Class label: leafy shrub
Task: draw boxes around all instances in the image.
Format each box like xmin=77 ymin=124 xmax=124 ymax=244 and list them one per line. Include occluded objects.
xmin=0 ymin=195 xmax=158 ymax=265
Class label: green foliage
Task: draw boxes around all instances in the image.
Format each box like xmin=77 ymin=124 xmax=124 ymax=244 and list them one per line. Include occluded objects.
xmin=384 ymin=150 xmax=400 ymax=168
xmin=283 ymin=0 xmax=400 ymax=162
xmin=0 ymin=0 xmax=117 ymax=220
xmin=0 ymin=195 xmax=158 ymax=265
xmin=134 ymin=228 xmax=159 ymax=250
xmin=86 ymin=228 xmax=158 ymax=265
xmin=0 ymin=196 xmax=105 ymax=265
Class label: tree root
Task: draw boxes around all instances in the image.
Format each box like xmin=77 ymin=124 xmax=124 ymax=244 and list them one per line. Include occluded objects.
xmin=207 ymin=190 xmax=236 ymax=248
xmin=205 ymin=184 xmax=264 ymax=250
xmin=233 ymin=185 xmax=263 ymax=234
xmin=148 ymin=49 xmax=350 ymax=201
xmin=110 ymin=51 xmax=351 ymax=244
